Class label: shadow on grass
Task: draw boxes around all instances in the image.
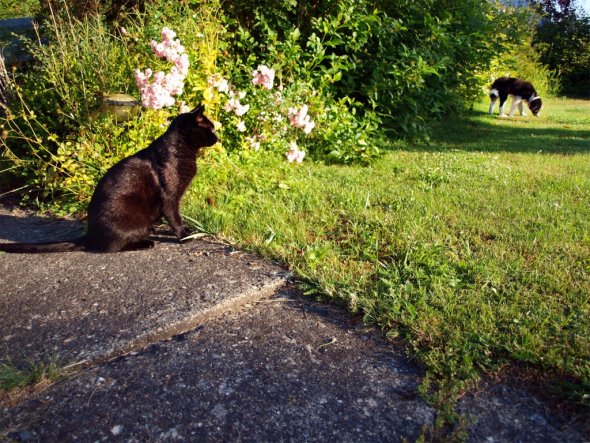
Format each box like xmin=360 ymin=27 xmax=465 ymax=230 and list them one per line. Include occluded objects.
xmin=413 ymin=110 xmax=590 ymax=154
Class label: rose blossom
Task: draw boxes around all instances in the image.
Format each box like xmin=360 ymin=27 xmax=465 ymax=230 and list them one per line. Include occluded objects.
xmin=135 ymin=27 xmax=189 ymax=110
xmin=286 ymin=141 xmax=305 ymax=163
xmin=252 ymin=64 xmax=275 ymax=90
xmin=287 ymin=105 xmax=315 ymax=134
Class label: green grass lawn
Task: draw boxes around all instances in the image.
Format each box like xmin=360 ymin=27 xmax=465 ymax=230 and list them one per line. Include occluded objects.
xmin=185 ymin=97 xmax=590 ymax=405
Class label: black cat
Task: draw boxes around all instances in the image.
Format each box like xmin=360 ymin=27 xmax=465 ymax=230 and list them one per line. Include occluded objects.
xmin=0 ymin=104 xmax=218 ymax=253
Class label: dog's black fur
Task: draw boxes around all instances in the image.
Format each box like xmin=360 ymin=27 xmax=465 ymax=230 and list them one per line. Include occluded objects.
xmin=0 ymin=105 xmax=218 ymax=253
xmin=489 ymin=77 xmax=543 ymax=117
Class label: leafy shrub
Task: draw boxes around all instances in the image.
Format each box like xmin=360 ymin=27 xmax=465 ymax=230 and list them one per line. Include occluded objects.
xmin=212 ymin=11 xmax=383 ymax=163
xmin=222 ymin=0 xmax=534 ymax=137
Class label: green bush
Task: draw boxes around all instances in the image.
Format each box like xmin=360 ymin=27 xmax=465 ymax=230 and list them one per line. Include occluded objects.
xmin=222 ymin=0 xmax=534 ymax=136
xmin=213 ymin=8 xmax=383 ymax=163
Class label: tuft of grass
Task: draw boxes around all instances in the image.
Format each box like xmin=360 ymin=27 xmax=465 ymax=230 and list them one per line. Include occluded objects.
xmin=0 ymin=360 xmax=62 ymax=393
xmin=184 ymin=97 xmax=590 ymax=406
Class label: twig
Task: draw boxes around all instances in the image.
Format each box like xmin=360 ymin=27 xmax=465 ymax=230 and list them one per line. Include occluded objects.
xmin=317 ymin=337 xmax=337 ymax=350
xmin=0 ymin=185 xmax=30 ymax=198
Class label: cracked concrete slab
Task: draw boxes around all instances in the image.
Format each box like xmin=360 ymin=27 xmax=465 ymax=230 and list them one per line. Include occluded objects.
xmin=2 ymin=291 xmax=586 ymax=442
xmin=1 ymin=291 xmax=436 ymax=442
xmin=0 ymin=206 xmax=287 ymax=368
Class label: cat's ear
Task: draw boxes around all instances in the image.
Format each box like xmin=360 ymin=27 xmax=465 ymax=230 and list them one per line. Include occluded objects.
xmin=189 ymin=104 xmax=205 ymax=115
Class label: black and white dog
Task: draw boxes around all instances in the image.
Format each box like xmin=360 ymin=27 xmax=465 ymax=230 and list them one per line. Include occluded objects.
xmin=489 ymin=77 xmax=543 ymax=117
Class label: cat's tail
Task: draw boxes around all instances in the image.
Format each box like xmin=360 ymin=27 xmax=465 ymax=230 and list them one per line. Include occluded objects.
xmin=0 ymin=237 xmax=86 ymax=253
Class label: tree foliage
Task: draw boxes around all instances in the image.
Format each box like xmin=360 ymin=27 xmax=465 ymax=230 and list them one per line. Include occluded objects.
xmin=38 ymin=0 xmax=152 ymax=20
xmin=532 ymin=0 xmax=590 ymax=96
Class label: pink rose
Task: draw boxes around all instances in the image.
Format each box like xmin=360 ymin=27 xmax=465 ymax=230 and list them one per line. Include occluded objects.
xmin=286 ymin=141 xmax=305 ymax=163
xmin=251 ymin=64 xmax=275 ymax=90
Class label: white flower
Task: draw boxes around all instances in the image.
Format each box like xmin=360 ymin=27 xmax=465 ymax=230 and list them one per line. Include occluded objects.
xmin=287 ymin=105 xmax=315 ymax=134
xmin=208 ymin=74 xmax=230 ymax=93
xmin=235 ymin=103 xmax=250 ymax=117
xmin=286 ymin=141 xmax=306 ymax=163
xmin=179 ymin=101 xmax=191 ymax=113
xmin=246 ymin=136 xmax=261 ymax=151
xmin=303 ymin=120 xmax=316 ymax=134
xmin=251 ymin=64 xmax=275 ymax=90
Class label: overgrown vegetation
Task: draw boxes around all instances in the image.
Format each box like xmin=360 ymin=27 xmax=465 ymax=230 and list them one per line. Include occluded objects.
xmin=1 ymin=0 xmax=541 ymax=212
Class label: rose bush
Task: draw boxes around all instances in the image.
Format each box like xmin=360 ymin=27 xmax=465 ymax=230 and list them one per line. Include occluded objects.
xmin=134 ymin=27 xmax=190 ymax=109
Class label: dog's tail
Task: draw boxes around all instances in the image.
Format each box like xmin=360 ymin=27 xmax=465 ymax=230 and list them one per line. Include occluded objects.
xmin=0 ymin=237 xmax=86 ymax=253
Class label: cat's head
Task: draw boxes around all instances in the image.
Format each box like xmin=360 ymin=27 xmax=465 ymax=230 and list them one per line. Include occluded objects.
xmin=180 ymin=104 xmax=219 ymax=149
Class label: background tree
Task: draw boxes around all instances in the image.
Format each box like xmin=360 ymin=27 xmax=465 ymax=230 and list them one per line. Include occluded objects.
xmin=532 ymin=0 xmax=590 ymax=96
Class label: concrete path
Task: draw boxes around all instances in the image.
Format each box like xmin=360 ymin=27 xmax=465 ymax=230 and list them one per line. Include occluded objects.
xmin=0 ymin=205 xmax=587 ymax=442
xmin=0 ymin=217 xmax=286 ymax=368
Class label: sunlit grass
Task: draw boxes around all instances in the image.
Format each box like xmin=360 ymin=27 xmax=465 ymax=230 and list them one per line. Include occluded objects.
xmin=185 ymin=97 xmax=590 ymax=403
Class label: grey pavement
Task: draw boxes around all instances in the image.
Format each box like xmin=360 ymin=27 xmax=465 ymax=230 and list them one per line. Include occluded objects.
xmin=0 ymin=205 xmax=587 ymax=442
xmin=0 ymin=217 xmax=286 ymax=369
